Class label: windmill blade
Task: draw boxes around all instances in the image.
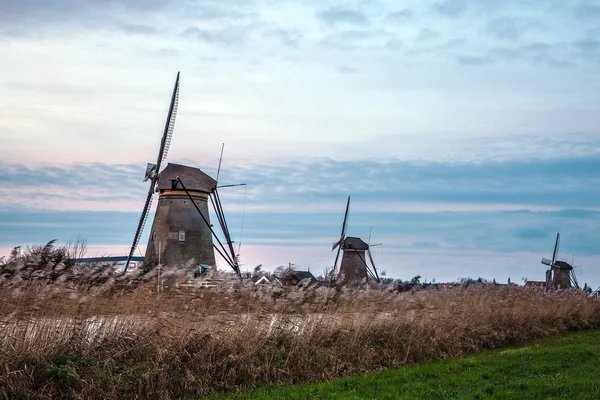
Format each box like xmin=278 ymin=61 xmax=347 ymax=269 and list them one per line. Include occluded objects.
xmin=341 ymin=196 xmax=350 ymax=240
xmin=551 ymin=232 xmax=560 ymax=266
xmin=155 ymin=72 xmax=180 ymax=172
xmin=123 ymin=186 xmax=154 ymax=274
xmin=570 ymin=269 xmax=580 ymax=289
xmin=332 ymin=243 xmax=342 ymax=277
xmin=367 ymin=247 xmax=380 ymax=283
xmin=541 ymin=257 xmax=552 ymax=266
xmin=332 ymin=197 xmax=350 ymax=250
xmin=216 ymin=143 xmax=225 ymax=183
xmin=144 ymin=163 xmax=157 ymax=182
xmin=330 ymin=196 xmax=351 ymax=278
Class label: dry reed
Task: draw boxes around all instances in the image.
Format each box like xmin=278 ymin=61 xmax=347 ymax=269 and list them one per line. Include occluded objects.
xmin=0 ymin=280 xmax=599 ymax=399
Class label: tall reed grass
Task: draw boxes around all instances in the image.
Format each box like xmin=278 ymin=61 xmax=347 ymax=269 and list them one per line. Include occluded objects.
xmin=1 ymin=281 xmax=599 ymax=399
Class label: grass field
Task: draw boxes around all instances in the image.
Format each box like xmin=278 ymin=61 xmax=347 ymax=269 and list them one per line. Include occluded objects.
xmin=214 ymin=329 xmax=600 ymax=399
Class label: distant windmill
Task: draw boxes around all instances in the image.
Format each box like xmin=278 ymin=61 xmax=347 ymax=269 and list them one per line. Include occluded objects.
xmin=331 ymin=196 xmax=380 ymax=284
xmin=123 ymin=72 xmax=241 ymax=277
xmin=541 ymin=232 xmax=580 ymax=290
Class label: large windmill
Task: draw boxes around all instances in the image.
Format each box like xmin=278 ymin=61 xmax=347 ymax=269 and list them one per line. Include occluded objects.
xmin=123 ymin=72 xmax=240 ymax=277
xmin=331 ymin=196 xmax=380 ymax=285
xmin=541 ymin=232 xmax=579 ymax=290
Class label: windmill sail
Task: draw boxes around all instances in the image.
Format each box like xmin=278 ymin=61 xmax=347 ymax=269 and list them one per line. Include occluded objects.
xmin=367 ymin=247 xmax=380 ymax=283
xmin=541 ymin=257 xmax=552 ymax=266
xmin=125 ymin=188 xmax=154 ymax=263
xmin=123 ymin=72 xmax=180 ymax=274
xmin=144 ymin=163 xmax=157 ymax=182
xmin=156 ymin=71 xmax=180 ymax=167
xmin=551 ymin=232 xmax=560 ymax=266
xmin=332 ymin=196 xmax=350 ymax=274
xmin=569 ymin=269 xmax=579 ymax=289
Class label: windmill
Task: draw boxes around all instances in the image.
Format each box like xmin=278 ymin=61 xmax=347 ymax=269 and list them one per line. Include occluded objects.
xmin=331 ymin=196 xmax=380 ymax=284
xmin=123 ymin=72 xmax=241 ymax=277
xmin=541 ymin=232 xmax=580 ymax=290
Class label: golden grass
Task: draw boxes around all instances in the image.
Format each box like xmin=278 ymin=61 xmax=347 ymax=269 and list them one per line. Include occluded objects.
xmin=0 ymin=282 xmax=599 ymax=399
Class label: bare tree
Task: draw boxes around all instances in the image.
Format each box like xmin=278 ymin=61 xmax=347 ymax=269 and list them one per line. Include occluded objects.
xmin=66 ymin=236 xmax=88 ymax=261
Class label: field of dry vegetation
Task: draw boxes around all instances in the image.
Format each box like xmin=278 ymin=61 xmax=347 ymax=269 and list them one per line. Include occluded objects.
xmin=0 ymin=243 xmax=599 ymax=398
xmin=1 ymin=275 xmax=599 ymax=399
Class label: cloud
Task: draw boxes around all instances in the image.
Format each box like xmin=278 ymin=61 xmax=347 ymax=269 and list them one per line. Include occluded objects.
xmin=180 ymin=25 xmax=255 ymax=46
xmin=0 ymin=0 xmax=170 ymax=36
xmin=411 ymin=241 xmax=440 ymax=249
xmin=386 ymin=39 xmax=403 ymax=50
xmin=433 ymin=0 xmax=466 ymax=17
xmin=155 ymin=47 xmax=181 ymax=57
xmin=485 ymin=17 xmax=536 ymax=41
xmin=407 ymin=37 xmax=468 ymax=57
xmin=263 ymin=28 xmax=303 ymax=47
xmin=317 ymin=8 xmax=369 ymax=25
xmin=4 ymin=155 xmax=600 ymax=213
xmin=182 ymin=2 xmax=256 ymax=21
xmin=574 ymin=39 xmax=600 ymax=52
xmin=417 ymin=29 xmax=440 ymax=41
xmin=456 ymin=55 xmax=491 ymax=65
xmin=453 ymin=42 xmax=574 ymax=68
xmin=490 ymin=43 xmax=573 ymax=68
xmin=120 ymin=24 xmax=159 ymax=35
xmin=0 ymin=0 xmax=255 ymax=38
xmin=574 ymin=3 xmax=600 ymax=19
xmin=387 ymin=9 xmax=413 ymax=22
xmin=336 ymin=66 xmax=356 ymax=74
xmin=321 ymin=29 xmax=396 ymax=50
xmin=514 ymin=227 xmax=550 ymax=240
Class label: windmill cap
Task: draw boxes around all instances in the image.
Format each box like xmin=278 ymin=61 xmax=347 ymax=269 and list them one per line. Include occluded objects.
xmin=343 ymin=237 xmax=369 ymax=250
xmin=157 ymin=163 xmax=217 ymax=193
xmin=553 ymin=260 xmax=574 ymax=270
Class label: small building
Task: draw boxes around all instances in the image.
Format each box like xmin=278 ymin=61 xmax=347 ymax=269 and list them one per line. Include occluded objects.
xmin=254 ymin=275 xmax=282 ymax=285
xmin=281 ymin=270 xmax=317 ymax=286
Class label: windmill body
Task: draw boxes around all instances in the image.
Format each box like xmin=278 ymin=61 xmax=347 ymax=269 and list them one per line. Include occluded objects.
xmin=338 ymin=237 xmax=370 ymax=284
xmin=541 ymin=232 xmax=579 ymax=290
xmin=143 ymin=163 xmax=217 ymax=270
xmin=551 ymin=261 xmax=576 ymax=289
xmin=331 ymin=197 xmax=380 ymax=285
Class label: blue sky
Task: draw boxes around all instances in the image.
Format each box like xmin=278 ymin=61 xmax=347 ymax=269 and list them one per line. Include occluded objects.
xmin=0 ymin=0 xmax=599 ymax=286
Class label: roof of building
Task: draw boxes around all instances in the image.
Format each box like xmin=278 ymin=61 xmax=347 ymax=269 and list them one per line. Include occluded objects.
xmin=553 ymin=260 xmax=574 ymax=270
xmin=157 ymin=163 xmax=217 ymax=193
xmin=254 ymin=276 xmax=271 ymax=285
xmin=343 ymin=237 xmax=369 ymax=250
xmin=281 ymin=270 xmax=317 ymax=284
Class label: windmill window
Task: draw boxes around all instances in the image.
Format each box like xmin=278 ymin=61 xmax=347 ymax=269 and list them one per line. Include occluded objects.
xmin=178 ymin=231 xmax=185 ymax=242
xmin=152 ymin=231 xmax=156 ymax=241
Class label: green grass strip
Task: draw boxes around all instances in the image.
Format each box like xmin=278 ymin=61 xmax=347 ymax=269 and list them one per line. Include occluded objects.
xmin=211 ymin=329 xmax=600 ymax=399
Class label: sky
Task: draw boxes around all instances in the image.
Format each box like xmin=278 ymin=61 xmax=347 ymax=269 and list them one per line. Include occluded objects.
xmin=1 ymin=0 xmax=599 ymax=286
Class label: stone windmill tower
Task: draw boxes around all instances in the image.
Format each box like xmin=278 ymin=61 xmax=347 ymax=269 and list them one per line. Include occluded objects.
xmin=331 ymin=196 xmax=380 ymax=284
xmin=143 ymin=163 xmax=217 ymax=269
xmin=123 ymin=72 xmax=240 ymax=276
